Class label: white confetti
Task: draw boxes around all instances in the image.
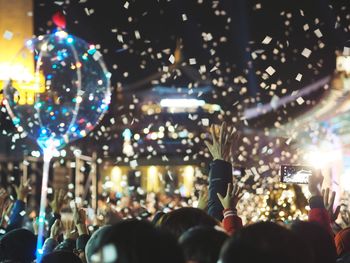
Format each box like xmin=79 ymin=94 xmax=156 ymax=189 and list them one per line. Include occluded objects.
xmin=265 ymin=66 xmax=276 ymax=76
xmin=201 ymin=118 xmax=209 ymax=126
xmin=295 ymin=73 xmax=303 ymax=81
xmin=134 ymin=30 xmax=141 ymax=39
xmin=124 ymin=1 xmax=129 ymax=9
xmin=262 ymin=36 xmax=272 ymax=44
xmin=169 ymin=55 xmax=175 ymax=64
xmin=301 ymin=48 xmax=312 ymax=58
xmin=314 ymin=29 xmax=323 ymax=38
xmin=296 ymin=97 xmax=305 ymax=105
xmin=182 ymin=14 xmax=188 ymax=21
xmin=189 ymin=58 xmax=197 ymax=65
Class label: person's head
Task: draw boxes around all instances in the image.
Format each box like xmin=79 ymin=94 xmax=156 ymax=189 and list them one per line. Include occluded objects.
xmin=95 ymin=219 xmax=185 ymax=263
xmin=220 ymin=221 xmax=311 ymax=263
xmin=290 ymin=221 xmax=337 ymax=263
xmin=179 ymin=226 xmax=228 ymax=263
xmin=41 ymin=251 xmax=82 ymax=263
xmin=0 ymin=229 xmax=36 ymax=263
xmin=160 ymin=207 xmax=218 ymax=238
xmin=335 ymin=227 xmax=350 ymax=257
xmin=85 ymin=225 xmax=113 ymax=263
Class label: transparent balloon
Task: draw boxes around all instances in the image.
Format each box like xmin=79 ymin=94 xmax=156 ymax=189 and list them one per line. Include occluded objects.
xmin=3 ymin=30 xmax=112 ymax=150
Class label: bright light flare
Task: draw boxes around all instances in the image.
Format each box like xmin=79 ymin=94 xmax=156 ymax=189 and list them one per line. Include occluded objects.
xmin=304 ymin=149 xmax=342 ymax=169
xmin=160 ymin=98 xmax=205 ymax=108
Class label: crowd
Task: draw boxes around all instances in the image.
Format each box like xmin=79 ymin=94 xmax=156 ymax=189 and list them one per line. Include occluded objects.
xmin=0 ymin=122 xmax=350 ymax=263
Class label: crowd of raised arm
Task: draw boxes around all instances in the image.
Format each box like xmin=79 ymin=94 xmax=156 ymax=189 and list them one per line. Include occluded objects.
xmin=0 ymin=122 xmax=349 ymax=263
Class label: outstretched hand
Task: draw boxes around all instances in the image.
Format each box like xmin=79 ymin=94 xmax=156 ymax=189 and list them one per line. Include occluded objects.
xmin=50 ymin=189 xmax=67 ymax=214
xmin=73 ymin=202 xmax=88 ymax=235
xmin=50 ymin=219 xmax=62 ymax=241
xmin=217 ymin=183 xmax=243 ymax=210
xmin=205 ymin=122 xmax=240 ymax=162
xmin=197 ymin=186 xmax=209 ymax=211
xmin=63 ymin=220 xmax=78 ymax=240
xmin=322 ymin=188 xmax=341 ymax=222
xmin=14 ymin=177 xmax=31 ymax=202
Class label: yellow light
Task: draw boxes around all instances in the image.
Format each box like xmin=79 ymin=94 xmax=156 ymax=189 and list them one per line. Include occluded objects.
xmin=182 ymin=166 xmax=195 ymax=197
xmin=111 ymin=166 xmax=123 ymax=193
xmin=147 ymin=166 xmax=160 ymax=192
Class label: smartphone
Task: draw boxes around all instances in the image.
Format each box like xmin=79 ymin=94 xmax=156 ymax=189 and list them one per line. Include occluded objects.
xmin=280 ymin=165 xmax=314 ymax=184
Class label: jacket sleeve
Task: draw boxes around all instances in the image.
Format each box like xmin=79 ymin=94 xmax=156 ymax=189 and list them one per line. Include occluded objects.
xmin=208 ymin=160 xmax=232 ymax=221
xmin=42 ymin=237 xmax=59 ymax=256
xmin=76 ymin=234 xmax=90 ymax=252
xmin=221 ymin=209 xmax=243 ymax=236
xmin=6 ymin=200 xmax=26 ymax=231
xmin=308 ymin=196 xmax=333 ymax=236
xmin=55 ymin=238 xmax=76 ymax=252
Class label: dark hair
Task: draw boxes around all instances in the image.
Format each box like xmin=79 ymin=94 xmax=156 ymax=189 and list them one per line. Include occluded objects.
xmin=0 ymin=229 xmax=37 ymax=263
xmin=41 ymin=251 xmax=82 ymax=263
xmin=97 ymin=219 xmax=185 ymax=263
xmin=290 ymin=221 xmax=337 ymax=263
xmin=220 ymin=221 xmax=312 ymax=263
xmin=179 ymin=226 xmax=228 ymax=263
xmin=160 ymin=207 xmax=219 ymax=238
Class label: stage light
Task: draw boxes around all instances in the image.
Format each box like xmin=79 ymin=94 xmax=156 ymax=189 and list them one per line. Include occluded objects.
xmin=304 ymin=148 xmax=342 ymax=168
xmin=160 ymin=98 xmax=205 ymax=108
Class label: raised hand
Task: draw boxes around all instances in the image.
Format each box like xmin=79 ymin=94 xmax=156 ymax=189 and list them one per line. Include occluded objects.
xmin=322 ymin=188 xmax=341 ymax=222
xmin=0 ymin=199 xmax=13 ymax=228
xmin=205 ymin=122 xmax=240 ymax=162
xmin=50 ymin=219 xmax=62 ymax=241
xmin=50 ymin=189 xmax=67 ymax=214
xmin=14 ymin=177 xmax=31 ymax=202
xmin=217 ymin=183 xmax=243 ymax=210
xmin=63 ymin=220 xmax=78 ymax=240
xmin=73 ymin=203 xmax=88 ymax=235
xmin=197 ymin=186 xmax=209 ymax=210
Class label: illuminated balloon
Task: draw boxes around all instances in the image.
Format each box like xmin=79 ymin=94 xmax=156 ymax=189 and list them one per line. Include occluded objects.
xmin=3 ymin=31 xmax=112 ymax=150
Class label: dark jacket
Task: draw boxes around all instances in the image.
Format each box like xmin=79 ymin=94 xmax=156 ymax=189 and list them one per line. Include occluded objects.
xmin=208 ymin=160 xmax=232 ymax=221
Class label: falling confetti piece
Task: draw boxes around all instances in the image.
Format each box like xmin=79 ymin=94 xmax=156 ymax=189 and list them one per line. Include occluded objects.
xmin=189 ymin=58 xmax=197 ymax=65
xmin=262 ymin=36 xmax=272 ymax=44
xmin=265 ymin=66 xmax=276 ymax=76
xmin=301 ymin=48 xmax=312 ymax=58
xmin=169 ymin=55 xmax=175 ymax=64
xmin=314 ymin=29 xmax=323 ymax=38
xmin=296 ymin=97 xmax=305 ymax=105
xmin=201 ymin=119 xmax=209 ymax=126
xmin=295 ymin=73 xmax=303 ymax=81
